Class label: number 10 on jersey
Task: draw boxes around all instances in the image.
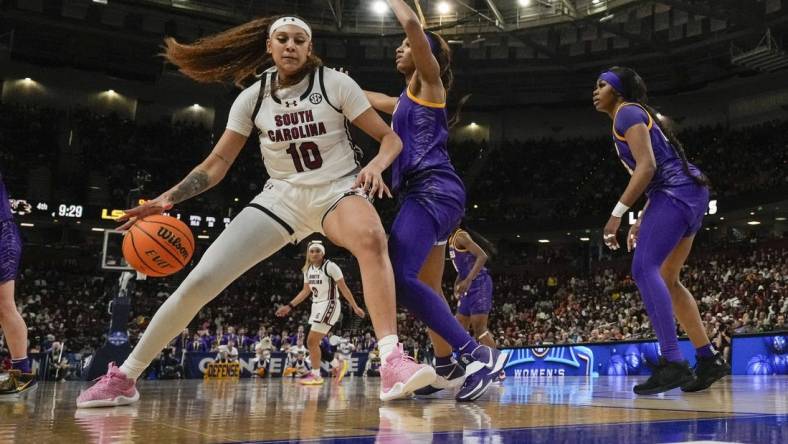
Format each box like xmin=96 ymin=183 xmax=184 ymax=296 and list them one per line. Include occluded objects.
xmin=286 ymin=142 xmax=323 ymax=172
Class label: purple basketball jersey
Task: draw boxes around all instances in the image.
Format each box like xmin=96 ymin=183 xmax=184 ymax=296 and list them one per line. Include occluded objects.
xmin=612 ymin=103 xmax=706 ymax=206
xmin=0 ymin=173 xmax=12 ymax=223
xmin=448 ymin=230 xmax=488 ymax=281
xmin=390 ymin=88 xmax=456 ymax=191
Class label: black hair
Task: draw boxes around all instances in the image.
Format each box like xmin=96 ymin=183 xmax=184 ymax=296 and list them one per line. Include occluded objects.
xmin=424 ymin=30 xmax=468 ymax=129
xmin=451 ymin=223 xmax=498 ymax=259
xmin=607 ymin=66 xmax=710 ymax=188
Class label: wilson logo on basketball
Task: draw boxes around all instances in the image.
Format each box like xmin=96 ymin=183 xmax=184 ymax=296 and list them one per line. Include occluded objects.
xmin=157 ymin=227 xmax=190 ymax=260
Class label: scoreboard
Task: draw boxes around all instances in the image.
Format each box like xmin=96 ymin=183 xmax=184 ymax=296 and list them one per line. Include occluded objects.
xmin=9 ymin=198 xmax=232 ymax=229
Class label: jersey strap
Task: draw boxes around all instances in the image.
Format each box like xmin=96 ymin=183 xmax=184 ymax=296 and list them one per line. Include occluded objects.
xmin=250 ymin=73 xmax=271 ymax=136
xmin=318 ymin=66 xmax=342 ymax=113
xmin=318 ymin=67 xmax=364 ymax=168
xmin=321 ymin=260 xmax=336 ymax=283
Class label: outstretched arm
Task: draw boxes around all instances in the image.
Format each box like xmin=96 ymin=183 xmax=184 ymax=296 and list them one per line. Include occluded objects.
xmin=387 ymin=0 xmax=441 ymax=85
xmin=275 ymin=283 xmax=312 ymax=317
xmin=364 ymin=91 xmax=398 ymax=115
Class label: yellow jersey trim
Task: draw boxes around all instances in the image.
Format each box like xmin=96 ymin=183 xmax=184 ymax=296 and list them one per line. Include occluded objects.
xmin=449 ymin=229 xmax=469 ymax=252
xmin=612 ymin=102 xmax=654 ymax=141
xmin=407 ymin=88 xmax=446 ymax=109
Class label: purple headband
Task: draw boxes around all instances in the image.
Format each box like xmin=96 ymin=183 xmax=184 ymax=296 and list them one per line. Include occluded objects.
xmin=599 ymin=71 xmax=626 ymax=97
xmin=425 ymin=32 xmax=439 ymax=54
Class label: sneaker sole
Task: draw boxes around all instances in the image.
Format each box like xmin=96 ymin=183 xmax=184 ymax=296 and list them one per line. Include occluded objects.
xmin=634 ymin=375 xmax=694 ymax=396
xmin=456 ymin=373 xmax=495 ymax=402
xmin=379 ymin=367 xmax=437 ymax=402
xmin=76 ymin=391 xmax=140 ymax=409
xmin=681 ymin=367 xmax=731 ymax=393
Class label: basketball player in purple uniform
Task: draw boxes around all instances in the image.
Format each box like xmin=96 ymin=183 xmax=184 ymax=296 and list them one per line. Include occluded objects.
xmin=0 ymin=173 xmax=36 ymax=396
xmin=449 ymin=228 xmax=494 ymax=346
xmin=364 ymin=0 xmax=505 ymax=402
xmin=594 ymin=67 xmax=729 ymax=394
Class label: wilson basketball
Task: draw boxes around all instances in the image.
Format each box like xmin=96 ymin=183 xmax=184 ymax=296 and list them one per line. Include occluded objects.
xmin=122 ymin=215 xmax=195 ymax=277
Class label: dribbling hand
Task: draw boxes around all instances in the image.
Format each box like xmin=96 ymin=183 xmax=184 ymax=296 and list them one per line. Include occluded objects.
xmin=354 ymin=163 xmax=392 ymax=199
xmin=275 ymin=305 xmax=291 ymax=317
xmin=603 ymin=215 xmax=622 ymax=251
xmin=116 ymin=194 xmax=174 ymax=231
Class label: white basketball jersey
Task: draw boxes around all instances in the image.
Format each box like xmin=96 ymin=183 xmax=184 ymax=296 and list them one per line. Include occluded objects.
xmin=251 ymin=67 xmax=364 ymax=185
xmin=304 ymin=260 xmax=343 ymax=304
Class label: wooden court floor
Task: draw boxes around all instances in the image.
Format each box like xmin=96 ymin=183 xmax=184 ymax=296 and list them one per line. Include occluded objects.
xmin=1 ymin=375 xmax=786 ymax=443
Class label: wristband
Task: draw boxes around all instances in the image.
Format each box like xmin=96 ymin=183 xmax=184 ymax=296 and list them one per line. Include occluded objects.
xmin=611 ymin=201 xmax=629 ymax=218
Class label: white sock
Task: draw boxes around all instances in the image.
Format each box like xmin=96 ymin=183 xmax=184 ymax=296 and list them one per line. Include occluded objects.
xmin=120 ymin=356 xmax=147 ymax=381
xmin=378 ymin=335 xmax=398 ymax=364
xmin=312 ymin=368 xmax=321 ymax=378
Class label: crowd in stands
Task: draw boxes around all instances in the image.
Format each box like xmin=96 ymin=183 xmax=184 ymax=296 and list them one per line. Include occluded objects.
xmin=1 ymin=104 xmax=786 ymax=228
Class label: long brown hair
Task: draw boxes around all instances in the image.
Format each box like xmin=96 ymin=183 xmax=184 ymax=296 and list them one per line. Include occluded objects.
xmin=162 ymin=16 xmax=323 ymax=88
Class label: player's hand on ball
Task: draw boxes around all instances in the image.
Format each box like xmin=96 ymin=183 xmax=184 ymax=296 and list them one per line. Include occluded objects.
xmin=117 ymin=194 xmax=174 ymax=231
xmin=354 ymin=163 xmax=392 ymax=199
xmin=353 ymin=306 xmax=366 ymax=318
xmin=275 ymin=305 xmax=291 ymax=317
xmin=627 ymin=221 xmax=640 ymax=252
xmin=603 ymin=215 xmax=622 ymax=251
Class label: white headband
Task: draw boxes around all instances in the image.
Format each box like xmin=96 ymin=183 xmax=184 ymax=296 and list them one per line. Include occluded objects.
xmin=269 ymin=17 xmax=312 ymax=39
xmin=308 ymin=242 xmax=325 ymax=254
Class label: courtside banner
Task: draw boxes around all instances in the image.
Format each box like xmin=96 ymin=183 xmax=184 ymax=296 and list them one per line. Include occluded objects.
xmin=502 ymin=332 xmax=788 ymax=378
xmin=183 ymin=352 xmax=370 ymax=378
xmin=731 ymin=332 xmax=788 ymax=376
xmin=502 ymin=339 xmax=697 ymax=377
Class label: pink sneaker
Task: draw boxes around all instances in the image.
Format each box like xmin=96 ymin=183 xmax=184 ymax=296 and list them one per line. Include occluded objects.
xmin=379 ymin=344 xmax=436 ymax=401
xmin=76 ymin=363 xmax=139 ymax=408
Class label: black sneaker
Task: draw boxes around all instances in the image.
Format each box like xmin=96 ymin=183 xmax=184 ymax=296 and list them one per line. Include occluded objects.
xmin=0 ymin=370 xmax=37 ymax=396
xmin=633 ymin=359 xmax=694 ymax=395
xmin=414 ymin=361 xmax=466 ymax=396
xmin=681 ymin=353 xmax=730 ymax=393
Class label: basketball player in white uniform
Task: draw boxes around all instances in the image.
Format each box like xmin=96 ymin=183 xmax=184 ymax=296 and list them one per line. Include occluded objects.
xmin=331 ymin=337 xmax=356 ymax=383
xmin=276 ymin=240 xmax=364 ymax=385
xmin=77 ymin=15 xmax=436 ymax=408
